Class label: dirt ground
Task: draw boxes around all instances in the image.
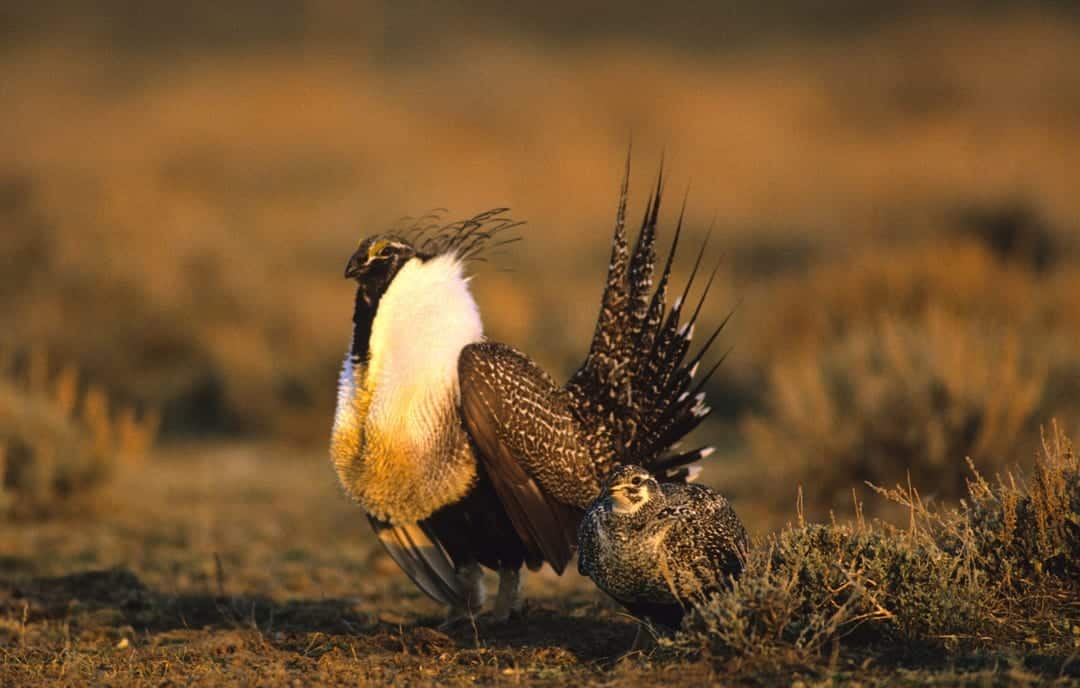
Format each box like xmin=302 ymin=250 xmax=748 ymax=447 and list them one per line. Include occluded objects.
xmin=1 ymin=444 xmax=1074 ymax=687
xmin=0 ymin=445 xmax=680 ymax=686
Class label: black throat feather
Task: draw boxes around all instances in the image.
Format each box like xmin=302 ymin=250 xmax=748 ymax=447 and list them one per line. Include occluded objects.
xmin=350 ymin=286 xmax=380 ymax=364
xmin=348 ymin=248 xmax=402 ymax=364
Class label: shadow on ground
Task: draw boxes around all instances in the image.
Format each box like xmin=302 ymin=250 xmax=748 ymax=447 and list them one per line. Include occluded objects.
xmin=0 ymin=567 xmax=636 ymax=662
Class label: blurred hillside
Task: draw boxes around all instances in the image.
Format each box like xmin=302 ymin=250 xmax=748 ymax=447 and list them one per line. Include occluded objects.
xmin=2 ymin=1 xmax=1079 ymax=519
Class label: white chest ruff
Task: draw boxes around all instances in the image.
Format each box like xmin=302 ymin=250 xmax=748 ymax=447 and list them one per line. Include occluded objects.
xmin=366 ymin=254 xmax=483 ymax=451
xmin=331 ymin=253 xmax=484 ymax=523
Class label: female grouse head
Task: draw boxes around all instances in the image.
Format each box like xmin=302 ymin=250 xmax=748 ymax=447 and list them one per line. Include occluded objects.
xmin=603 ymin=465 xmax=663 ymax=516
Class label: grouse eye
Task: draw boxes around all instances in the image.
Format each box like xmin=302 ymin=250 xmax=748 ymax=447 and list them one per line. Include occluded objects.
xmin=630 ymin=475 xmax=643 ymax=487
xmin=366 ymin=240 xmax=394 ymax=262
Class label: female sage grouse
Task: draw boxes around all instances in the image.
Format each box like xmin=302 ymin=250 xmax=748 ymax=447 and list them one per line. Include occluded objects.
xmin=578 ymin=464 xmax=748 ymax=628
xmin=330 ymin=163 xmax=730 ymax=620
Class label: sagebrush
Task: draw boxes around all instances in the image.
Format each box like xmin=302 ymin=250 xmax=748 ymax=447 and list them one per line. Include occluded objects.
xmin=674 ymin=423 xmax=1080 ymax=678
xmin=744 ymin=241 xmax=1080 ymax=515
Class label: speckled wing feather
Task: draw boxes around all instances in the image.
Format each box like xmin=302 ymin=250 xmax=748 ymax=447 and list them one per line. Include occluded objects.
xmin=458 ymin=342 xmax=593 ymax=574
xmin=367 ymin=516 xmax=470 ymax=608
xmin=565 ymin=161 xmax=730 ymax=479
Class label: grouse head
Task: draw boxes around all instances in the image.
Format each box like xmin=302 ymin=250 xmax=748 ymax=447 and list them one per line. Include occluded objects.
xmin=345 ymin=235 xmax=421 ymax=306
xmin=604 ymin=465 xmax=662 ymax=515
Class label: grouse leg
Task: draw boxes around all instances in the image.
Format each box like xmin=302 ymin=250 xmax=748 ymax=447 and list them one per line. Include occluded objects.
xmin=443 ymin=561 xmax=485 ymax=624
xmin=493 ymin=568 xmax=523 ymax=621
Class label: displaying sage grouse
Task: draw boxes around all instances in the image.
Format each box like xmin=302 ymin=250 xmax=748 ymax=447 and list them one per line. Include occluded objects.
xmin=330 ymin=164 xmax=730 ymax=621
xmin=578 ymin=464 xmax=748 ymax=628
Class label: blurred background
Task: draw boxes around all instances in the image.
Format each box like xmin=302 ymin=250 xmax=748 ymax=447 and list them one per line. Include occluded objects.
xmin=2 ymin=0 xmax=1080 ymax=540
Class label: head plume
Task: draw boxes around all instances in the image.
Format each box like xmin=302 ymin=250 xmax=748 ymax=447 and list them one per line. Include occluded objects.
xmin=390 ymin=208 xmax=524 ymax=263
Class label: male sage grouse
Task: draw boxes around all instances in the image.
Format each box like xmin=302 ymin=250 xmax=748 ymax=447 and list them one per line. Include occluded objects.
xmin=330 ymin=163 xmax=731 ymax=620
xmin=578 ymin=464 xmax=748 ymax=629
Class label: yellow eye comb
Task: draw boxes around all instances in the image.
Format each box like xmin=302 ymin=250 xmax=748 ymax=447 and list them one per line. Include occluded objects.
xmin=366 ymin=239 xmax=389 ymax=260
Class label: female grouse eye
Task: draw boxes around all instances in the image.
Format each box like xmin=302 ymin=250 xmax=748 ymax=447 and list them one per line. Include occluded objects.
xmin=630 ymin=475 xmax=643 ymax=487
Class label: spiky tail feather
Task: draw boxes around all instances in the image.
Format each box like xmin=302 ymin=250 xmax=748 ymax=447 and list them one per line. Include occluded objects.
xmin=566 ymin=158 xmax=731 ymax=482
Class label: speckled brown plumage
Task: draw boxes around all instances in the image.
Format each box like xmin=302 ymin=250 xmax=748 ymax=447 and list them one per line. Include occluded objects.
xmin=578 ymin=465 xmax=749 ymax=628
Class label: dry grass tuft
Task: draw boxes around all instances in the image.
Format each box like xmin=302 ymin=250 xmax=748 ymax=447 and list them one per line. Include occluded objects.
xmin=956 ymin=422 xmax=1080 ymax=589
xmin=0 ymin=347 xmax=159 ymax=517
xmin=674 ymin=423 xmax=1080 ymax=676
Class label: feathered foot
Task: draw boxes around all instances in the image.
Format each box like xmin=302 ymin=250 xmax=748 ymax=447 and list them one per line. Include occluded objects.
xmin=492 ymin=568 xmax=523 ymax=622
xmin=441 ymin=562 xmax=485 ymax=627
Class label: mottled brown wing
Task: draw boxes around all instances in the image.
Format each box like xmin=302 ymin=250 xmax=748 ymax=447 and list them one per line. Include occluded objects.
xmin=367 ymin=516 xmax=470 ymax=608
xmin=458 ymin=342 xmax=595 ymax=574
xmin=656 ymin=485 xmax=749 ymax=602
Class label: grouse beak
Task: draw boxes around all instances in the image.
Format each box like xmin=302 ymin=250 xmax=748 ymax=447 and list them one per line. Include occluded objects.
xmin=605 ymin=473 xmax=637 ymax=494
xmin=607 ymin=480 xmax=647 ymax=513
xmin=344 ymin=253 xmax=365 ymax=280
xmin=605 ymin=479 xmax=626 ymax=495
xmin=609 ymin=482 xmax=634 ymax=498
xmin=604 ymin=478 xmax=633 ymax=501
